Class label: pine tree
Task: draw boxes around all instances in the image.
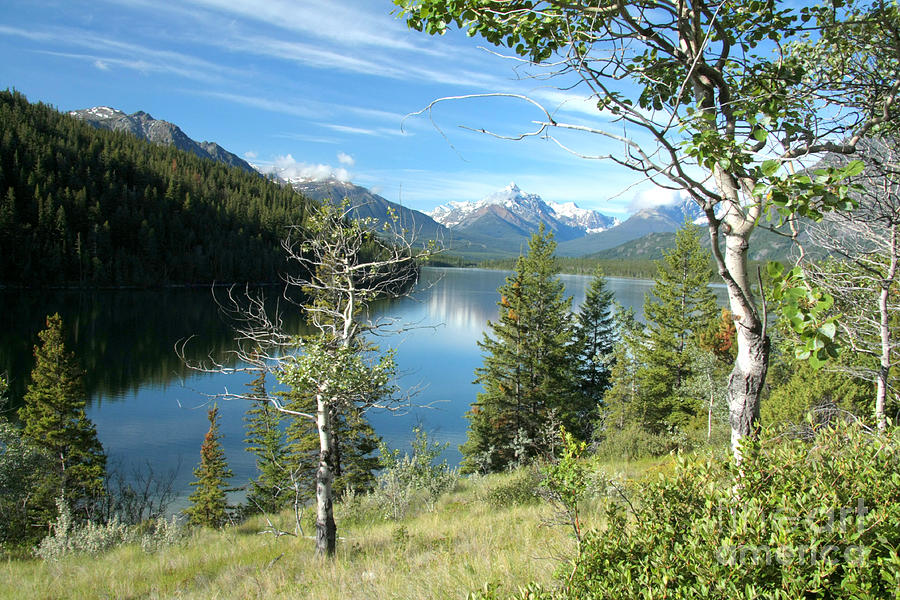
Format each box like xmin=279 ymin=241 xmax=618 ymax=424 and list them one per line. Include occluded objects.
xmin=571 ymin=266 xmax=617 ymax=438
xmin=19 ymin=313 xmax=106 ymax=519
xmin=462 ymin=226 xmax=575 ymax=473
xmin=598 ymin=306 xmax=644 ymax=435
xmin=638 ymin=222 xmax=719 ymax=432
xmin=243 ymin=370 xmax=289 ymax=515
xmin=185 ymin=404 xmax=233 ymax=528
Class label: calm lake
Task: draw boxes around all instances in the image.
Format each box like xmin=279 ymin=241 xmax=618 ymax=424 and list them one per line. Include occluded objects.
xmin=0 ymin=267 xmax=725 ymax=507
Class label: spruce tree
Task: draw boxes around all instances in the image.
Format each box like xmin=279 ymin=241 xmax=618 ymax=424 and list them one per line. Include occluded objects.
xmin=462 ymin=226 xmax=575 ymax=473
xmin=19 ymin=313 xmax=105 ymax=519
xmin=185 ymin=404 xmax=233 ymax=529
xmin=638 ymin=222 xmax=719 ymax=432
xmin=598 ymin=306 xmax=644 ymax=435
xmin=571 ymin=266 xmax=617 ymax=438
xmin=243 ymin=370 xmax=289 ymax=515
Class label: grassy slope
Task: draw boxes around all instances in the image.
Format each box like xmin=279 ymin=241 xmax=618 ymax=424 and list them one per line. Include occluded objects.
xmin=0 ymin=461 xmax=667 ymax=600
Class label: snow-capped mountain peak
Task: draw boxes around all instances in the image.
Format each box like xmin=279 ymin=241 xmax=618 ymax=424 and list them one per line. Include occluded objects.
xmin=70 ymin=106 xmax=124 ymax=120
xmin=428 ymin=183 xmax=616 ymax=238
xmin=547 ymin=200 xmax=620 ymax=233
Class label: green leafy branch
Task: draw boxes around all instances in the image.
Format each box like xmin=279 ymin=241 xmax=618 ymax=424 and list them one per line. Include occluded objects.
xmin=767 ymin=262 xmax=841 ymax=369
xmin=756 ymin=159 xmax=863 ymax=224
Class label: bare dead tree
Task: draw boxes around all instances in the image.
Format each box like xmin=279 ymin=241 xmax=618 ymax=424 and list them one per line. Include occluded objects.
xmin=396 ymin=0 xmax=900 ymax=459
xmin=179 ymin=200 xmax=439 ymax=556
xmin=801 ymin=138 xmax=900 ymax=431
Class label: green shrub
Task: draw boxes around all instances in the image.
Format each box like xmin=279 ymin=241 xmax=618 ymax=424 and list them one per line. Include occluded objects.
xmin=35 ymin=497 xmax=134 ymax=561
xmin=482 ymin=468 xmax=541 ymax=509
xmin=569 ymin=423 xmax=900 ymax=599
xmin=373 ymin=426 xmax=459 ymax=519
xmin=476 ymin=424 xmax=900 ymax=599
xmin=138 ymin=516 xmax=185 ymax=553
xmin=593 ymin=423 xmax=676 ymax=460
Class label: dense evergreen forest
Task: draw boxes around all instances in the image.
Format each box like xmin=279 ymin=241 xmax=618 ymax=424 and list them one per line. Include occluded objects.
xmin=0 ymin=90 xmax=310 ymax=287
xmin=477 ymin=256 xmax=659 ymax=279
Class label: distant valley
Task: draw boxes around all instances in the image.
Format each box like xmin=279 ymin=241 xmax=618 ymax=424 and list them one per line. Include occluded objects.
xmin=67 ymin=103 xmax=791 ymax=264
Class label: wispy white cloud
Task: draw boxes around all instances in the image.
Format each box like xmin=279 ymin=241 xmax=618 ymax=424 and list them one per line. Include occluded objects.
xmin=198 ymin=91 xmax=408 ymax=136
xmin=223 ymin=34 xmax=506 ymax=89
xmin=628 ymin=187 xmax=686 ymax=212
xmin=200 ymin=91 xmax=320 ymax=119
xmin=272 ymin=132 xmax=339 ymax=145
xmin=230 ymin=35 xmax=405 ymax=79
xmin=37 ymin=50 xmax=227 ymax=84
xmin=321 ymin=123 xmax=408 ymax=138
xmin=0 ymin=24 xmax=52 ymax=42
xmin=337 ymin=152 xmax=354 ymax=167
xmin=1 ymin=24 xmax=238 ymax=83
xmin=531 ymin=89 xmax=601 ymax=119
xmin=184 ymin=0 xmax=428 ymax=52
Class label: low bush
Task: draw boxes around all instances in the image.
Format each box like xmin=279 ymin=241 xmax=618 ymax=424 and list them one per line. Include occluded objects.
xmin=372 ymin=426 xmax=459 ymax=520
xmin=478 ymin=423 xmax=900 ymax=599
xmin=34 ymin=497 xmax=185 ymax=561
xmin=592 ymin=423 xmax=678 ymax=460
xmin=480 ymin=468 xmax=542 ymax=509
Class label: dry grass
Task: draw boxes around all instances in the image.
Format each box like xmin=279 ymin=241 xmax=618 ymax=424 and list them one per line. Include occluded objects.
xmin=0 ymin=471 xmax=587 ymax=600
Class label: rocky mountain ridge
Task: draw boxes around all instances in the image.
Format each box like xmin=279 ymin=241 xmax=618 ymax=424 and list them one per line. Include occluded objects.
xmin=69 ymin=106 xmax=256 ymax=174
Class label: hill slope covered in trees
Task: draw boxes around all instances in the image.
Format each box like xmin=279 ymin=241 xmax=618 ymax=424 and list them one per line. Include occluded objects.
xmin=0 ymin=90 xmax=310 ymax=287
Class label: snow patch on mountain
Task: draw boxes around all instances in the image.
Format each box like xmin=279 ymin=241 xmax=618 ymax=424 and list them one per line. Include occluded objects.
xmin=428 ymin=182 xmax=616 ymax=234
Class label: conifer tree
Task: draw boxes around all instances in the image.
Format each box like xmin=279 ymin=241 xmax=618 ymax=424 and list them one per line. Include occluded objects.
xmin=638 ymin=222 xmax=719 ymax=432
xmin=571 ymin=266 xmax=617 ymax=438
xmin=462 ymin=226 xmax=574 ymax=473
xmin=19 ymin=313 xmax=105 ymax=519
xmin=185 ymin=404 xmax=233 ymax=529
xmin=598 ymin=306 xmax=644 ymax=435
xmin=243 ymin=370 xmax=289 ymax=515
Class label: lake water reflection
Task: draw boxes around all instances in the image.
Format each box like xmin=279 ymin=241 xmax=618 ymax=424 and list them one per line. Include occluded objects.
xmin=0 ymin=267 xmax=724 ymax=505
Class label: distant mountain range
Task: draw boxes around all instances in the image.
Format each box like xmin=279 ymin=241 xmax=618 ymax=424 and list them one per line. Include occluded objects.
xmin=69 ymin=107 xmax=256 ymax=174
xmin=588 ymin=226 xmax=796 ymax=262
xmin=69 ymin=105 xmax=788 ymax=262
xmin=429 ymin=183 xmax=617 ymax=242
xmin=557 ymin=200 xmax=704 ymax=256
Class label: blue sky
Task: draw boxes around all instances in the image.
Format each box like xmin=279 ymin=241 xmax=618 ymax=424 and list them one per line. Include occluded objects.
xmin=0 ymin=0 xmax=678 ymax=219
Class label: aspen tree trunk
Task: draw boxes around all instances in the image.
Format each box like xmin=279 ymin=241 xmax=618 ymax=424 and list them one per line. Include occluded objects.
xmin=722 ymin=230 xmax=769 ymax=460
xmin=712 ymin=162 xmax=770 ymax=462
xmin=876 ymin=224 xmax=897 ymax=433
xmin=876 ymin=283 xmax=891 ymax=432
xmin=315 ymin=391 xmax=336 ymax=557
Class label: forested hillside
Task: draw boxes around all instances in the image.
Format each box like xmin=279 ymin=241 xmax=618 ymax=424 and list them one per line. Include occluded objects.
xmin=0 ymin=90 xmax=309 ymax=287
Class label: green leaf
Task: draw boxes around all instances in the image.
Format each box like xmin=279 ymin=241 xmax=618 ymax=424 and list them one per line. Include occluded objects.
xmin=761 ymin=159 xmax=780 ymax=176
xmin=843 ymin=159 xmax=865 ymax=177
xmin=767 ymin=261 xmax=785 ymax=279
